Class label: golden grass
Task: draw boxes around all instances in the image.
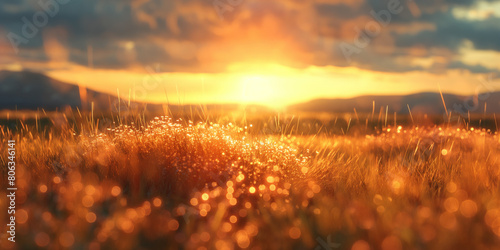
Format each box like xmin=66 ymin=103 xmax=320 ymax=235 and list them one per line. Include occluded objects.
xmin=1 ymin=116 xmax=500 ymax=249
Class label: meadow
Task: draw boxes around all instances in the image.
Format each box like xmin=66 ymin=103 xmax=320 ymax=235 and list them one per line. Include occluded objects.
xmin=1 ymin=108 xmax=500 ymax=250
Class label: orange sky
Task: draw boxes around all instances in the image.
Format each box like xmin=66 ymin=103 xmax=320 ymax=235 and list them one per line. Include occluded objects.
xmin=1 ymin=0 xmax=500 ymax=108
xmin=33 ymin=62 xmax=495 ymax=109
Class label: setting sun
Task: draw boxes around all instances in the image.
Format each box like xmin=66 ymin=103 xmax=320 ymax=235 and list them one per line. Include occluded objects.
xmin=239 ymin=75 xmax=278 ymax=105
xmin=2 ymin=0 xmax=500 ymax=249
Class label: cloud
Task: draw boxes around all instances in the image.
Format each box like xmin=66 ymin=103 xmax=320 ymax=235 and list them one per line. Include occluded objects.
xmin=395 ymin=12 xmax=500 ymax=51
xmin=447 ymin=61 xmax=500 ymax=74
xmin=0 ymin=0 xmax=499 ymax=75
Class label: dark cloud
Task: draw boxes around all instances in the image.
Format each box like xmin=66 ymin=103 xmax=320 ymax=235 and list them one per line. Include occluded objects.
xmin=315 ymin=3 xmax=365 ymax=20
xmin=395 ymin=12 xmax=500 ymax=51
xmin=0 ymin=0 xmax=499 ymax=75
xmin=448 ymin=61 xmax=499 ymax=74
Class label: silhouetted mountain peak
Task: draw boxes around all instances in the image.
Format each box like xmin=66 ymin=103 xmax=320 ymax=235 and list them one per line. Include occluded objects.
xmin=290 ymin=92 xmax=500 ymax=115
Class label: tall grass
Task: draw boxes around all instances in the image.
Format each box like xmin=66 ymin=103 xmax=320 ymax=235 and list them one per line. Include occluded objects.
xmin=1 ymin=112 xmax=500 ymax=249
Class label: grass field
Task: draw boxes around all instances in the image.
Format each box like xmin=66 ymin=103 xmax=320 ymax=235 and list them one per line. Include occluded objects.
xmin=1 ymin=110 xmax=500 ymax=249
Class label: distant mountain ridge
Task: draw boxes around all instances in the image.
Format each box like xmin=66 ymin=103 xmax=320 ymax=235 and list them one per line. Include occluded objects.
xmin=289 ymin=92 xmax=500 ymax=115
xmin=0 ymin=70 xmax=269 ymax=113
xmin=0 ymin=70 xmax=117 ymax=111
xmin=1 ymin=70 xmax=499 ymax=115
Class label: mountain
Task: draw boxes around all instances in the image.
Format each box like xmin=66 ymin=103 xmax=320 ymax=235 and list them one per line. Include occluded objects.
xmin=0 ymin=70 xmax=119 ymax=111
xmin=289 ymin=92 xmax=500 ymax=115
xmin=2 ymin=70 xmax=499 ymax=115
xmin=0 ymin=70 xmax=271 ymax=114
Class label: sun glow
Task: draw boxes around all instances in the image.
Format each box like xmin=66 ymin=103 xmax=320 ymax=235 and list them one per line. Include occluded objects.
xmin=239 ymin=75 xmax=279 ymax=106
xmin=34 ymin=60 xmax=500 ymax=109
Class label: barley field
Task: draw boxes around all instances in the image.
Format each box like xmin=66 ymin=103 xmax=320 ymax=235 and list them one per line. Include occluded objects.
xmin=1 ymin=111 xmax=500 ymax=250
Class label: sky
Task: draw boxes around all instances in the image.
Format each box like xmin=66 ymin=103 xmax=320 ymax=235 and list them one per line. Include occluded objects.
xmin=0 ymin=0 xmax=500 ymax=107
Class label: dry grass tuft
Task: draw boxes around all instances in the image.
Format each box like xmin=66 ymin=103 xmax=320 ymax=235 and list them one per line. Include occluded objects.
xmin=1 ymin=117 xmax=500 ymax=249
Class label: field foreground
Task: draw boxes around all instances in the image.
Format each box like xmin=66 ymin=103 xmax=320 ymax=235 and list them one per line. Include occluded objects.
xmin=2 ymin=116 xmax=500 ymax=249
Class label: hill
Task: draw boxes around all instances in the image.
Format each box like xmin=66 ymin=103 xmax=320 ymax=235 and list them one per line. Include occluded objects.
xmin=0 ymin=70 xmax=120 ymax=111
xmin=290 ymin=92 xmax=500 ymax=115
xmin=0 ymin=71 xmax=269 ymax=114
xmin=2 ymin=70 xmax=499 ymax=116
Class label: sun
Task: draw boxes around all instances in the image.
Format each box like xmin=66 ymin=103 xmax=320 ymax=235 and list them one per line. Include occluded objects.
xmin=239 ymin=75 xmax=279 ymax=106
